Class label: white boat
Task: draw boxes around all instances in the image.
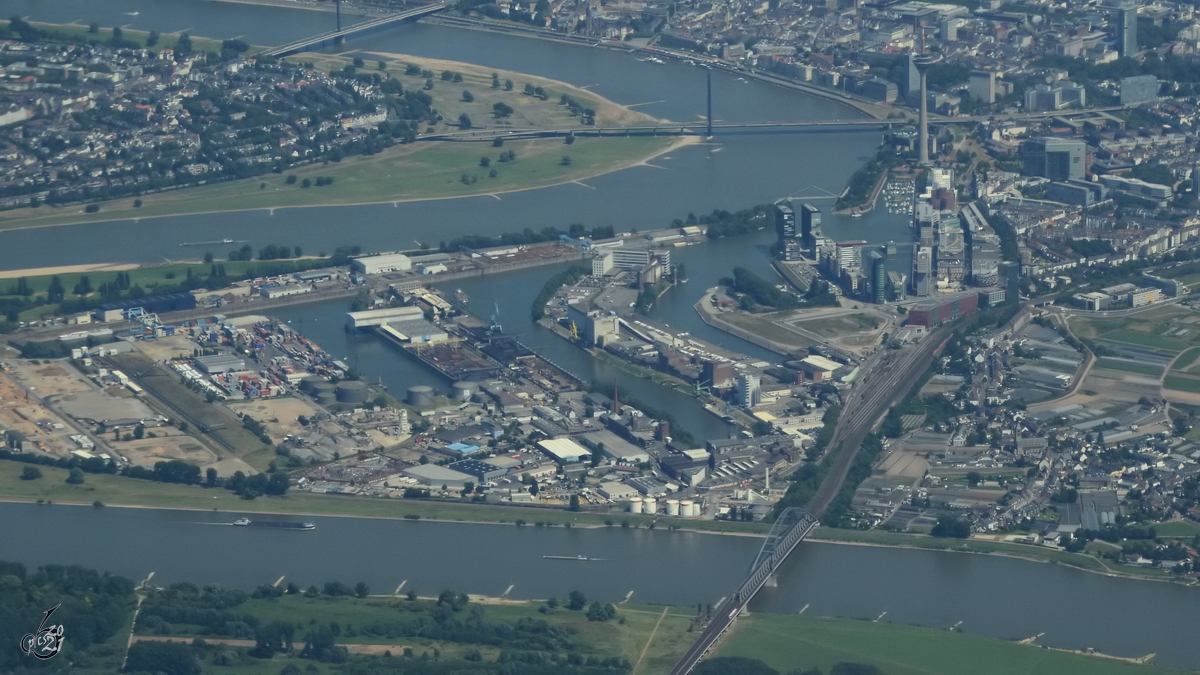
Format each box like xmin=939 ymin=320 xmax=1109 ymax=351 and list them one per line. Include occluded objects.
xmin=233 ymin=517 xmax=251 ymax=526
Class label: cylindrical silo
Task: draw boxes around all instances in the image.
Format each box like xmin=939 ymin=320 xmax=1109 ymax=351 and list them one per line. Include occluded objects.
xmin=298 ymin=376 xmax=320 ymax=393
xmin=680 ymin=500 xmax=695 ymax=517
xmin=407 ymin=385 xmax=435 ymax=407
xmin=316 ymin=391 xmax=337 ymax=407
xmin=628 ymin=497 xmax=643 ymax=514
xmin=311 ymin=380 xmax=335 ymax=395
xmin=666 ymin=499 xmax=680 ymax=516
xmin=451 ymin=381 xmax=478 ymax=402
xmin=336 ymin=380 xmax=369 ymax=403
xmin=643 ymin=497 xmax=657 ymax=515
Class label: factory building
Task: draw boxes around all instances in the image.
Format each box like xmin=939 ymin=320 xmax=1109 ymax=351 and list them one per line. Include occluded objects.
xmin=537 ymin=438 xmax=591 ymax=464
xmin=93 ymin=293 xmax=197 ymax=323
xmin=580 ymin=429 xmax=651 ymax=464
xmin=567 ymin=305 xmax=621 ymax=346
xmin=402 ymin=464 xmax=474 ymax=490
xmin=351 ymin=253 xmax=412 ymax=275
xmin=346 ymin=306 xmax=424 ymax=330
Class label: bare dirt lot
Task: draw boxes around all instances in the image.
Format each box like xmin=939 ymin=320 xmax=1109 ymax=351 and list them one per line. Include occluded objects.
xmin=227 ymin=397 xmax=324 ymax=444
xmin=117 ymin=431 xmax=256 ymax=476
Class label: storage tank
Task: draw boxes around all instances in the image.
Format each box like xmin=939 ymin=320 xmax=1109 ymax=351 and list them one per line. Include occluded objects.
xmin=666 ymin=499 xmax=680 ymax=516
xmin=628 ymin=497 xmax=643 ymax=514
xmin=680 ymin=500 xmax=695 ymax=517
xmin=451 ymin=381 xmax=478 ymax=402
xmin=336 ymin=380 xmax=369 ymax=404
xmin=310 ymin=381 xmax=336 ymax=397
xmin=407 ymin=385 xmax=435 ymax=407
xmin=298 ymin=376 xmax=320 ymax=394
xmin=643 ymin=497 xmax=657 ymax=515
xmin=316 ymin=391 xmax=337 ymax=407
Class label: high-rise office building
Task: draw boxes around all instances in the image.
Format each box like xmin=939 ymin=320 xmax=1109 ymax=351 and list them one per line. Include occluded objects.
xmin=1000 ymin=260 xmax=1020 ymax=302
xmin=869 ymin=251 xmax=887 ymax=304
xmin=1022 ymin=137 xmax=1086 ymax=182
xmin=800 ymin=203 xmax=821 ymax=251
xmin=969 ymin=70 xmax=996 ymax=104
xmin=1117 ymin=0 xmax=1137 ymax=58
xmin=903 ymin=52 xmax=920 ymax=100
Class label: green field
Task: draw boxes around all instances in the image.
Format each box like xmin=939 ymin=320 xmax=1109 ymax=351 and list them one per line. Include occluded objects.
xmin=0 ymin=134 xmax=676 ymax=231
xmin=135 ymin=595 xmax=695 ymax=674
xmin=1070 ymin=308 xmax=1200 ymax=356
xmin=1172 ymin=346 xmax=1200 ymax=371
xmin=716 ymin=614 xmax=1189 ymax=675
xmin=1164 ymin=374 xmax=1200 ymax=394
xmin=1155 ymin=520 xmax=1200 ymax=538
xmin=1094 ymin=359 xmax=1164 ymax=377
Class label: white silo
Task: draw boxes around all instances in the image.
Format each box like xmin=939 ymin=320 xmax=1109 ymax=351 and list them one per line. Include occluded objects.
xmin=666 ymin=499 xmax=680 ymax=516
xmin=643 ymin=497 xmax=657 ymax=514
xmin=628 ymin=497 xmax=643 ymax=514
xmin=680 ymin=500 xmax=695 ymax=517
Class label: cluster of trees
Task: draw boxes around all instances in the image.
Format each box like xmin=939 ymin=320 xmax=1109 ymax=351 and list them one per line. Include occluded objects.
xmin=0 ymin=561 xmax=137 ymax=671
xmin=443 ymin=223 xmax=615 ymax=255
xmin=1064 ymin=238 xmax=1115 ymax=258
xmin=835 ymin=147 xmax=901 ymax=210
xmin=559 ymin=95 xmax=596 ymax=125
xmin=532 ymin=265 xmax=590 ymax=321
xmin=931 ymin=516 xmax=972 ymax=538
xmin=666 ymin=205 xmax=773 ymax=239
xmin=723 ymin=267 xmax=799 ymax=310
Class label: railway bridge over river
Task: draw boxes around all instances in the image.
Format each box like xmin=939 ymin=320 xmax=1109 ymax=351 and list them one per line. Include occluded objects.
xmin=667 ymin=508 xmax=819 ymax=675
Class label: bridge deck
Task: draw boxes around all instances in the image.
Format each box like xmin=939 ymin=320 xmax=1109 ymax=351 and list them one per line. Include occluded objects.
xmin=262 ymin=3 xmax=447 ymax=57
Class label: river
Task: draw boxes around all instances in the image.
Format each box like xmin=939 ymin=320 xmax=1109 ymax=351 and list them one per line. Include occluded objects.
xmin=9 ymin=1 xmax=1196 ymax=669
xmin=4 ymin=501 xmax=1200 ymax=669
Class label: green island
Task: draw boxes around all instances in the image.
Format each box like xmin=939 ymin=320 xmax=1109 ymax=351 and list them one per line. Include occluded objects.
xmin=0 ymin=26 xmax=682 ymax=231
xmin=2 ymin=558 xmax=1188 ymax=675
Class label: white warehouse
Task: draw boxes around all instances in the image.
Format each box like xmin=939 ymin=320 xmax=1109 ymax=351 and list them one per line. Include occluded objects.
xmin=352 ymin=253 xmax=412 ymax=275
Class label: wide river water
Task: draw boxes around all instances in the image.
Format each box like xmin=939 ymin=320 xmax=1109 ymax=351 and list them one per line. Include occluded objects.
xmin=8 ymin=1 xmax=1200 ymax=669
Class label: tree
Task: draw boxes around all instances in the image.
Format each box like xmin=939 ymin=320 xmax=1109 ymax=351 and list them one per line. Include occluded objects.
xmin=458 ymin=113 xmax=473 ymax=130
xmin=491 ymin=73 xmax=500 ymax=88
xmin=66 ymin=468 xmax=85 ymax=484
xmin=88 ymin=21 xmax=99 ymax=33
xmin=21 ymin=466 xmax=42 ymax=481
xmin=147 ymin=30 xmax=160 ymax=46
xmin=504 ymin=79 xmax=514 ymax=91
xmin=424 ymin=78 xmax=434 ymax=90
xmin=354 ymin=581 xmax=370 ymax=598
xmin=47 ymin=276 xmax=65 ymax=303
xmin=112 ymin=26 xmax=123 ymax=42
xmin=931 ymin=516 xmax=971 ymax=538
xmin=564 ymin=132 xmax=575 ymax=145
xmin=176 ymin=33 xmax=192 ymax=55
xmin=569 ymin=494 xmax=581 ymax=511
xmin=561 ymin=155 xmax=572 ymax=165
xmin=203 ymin=252 xmax=214 ymax=263
xmin=480 ymin=156 xmax=490 ymax=167
xmin=462 ymin=90 xmax=474 ymax=102
xmin=567 ymin=590 xmax=587 ymax=610
xmin=133 ymin=424 xmax=146 ymax=440
xmin=966 ymin=471 xmax=982 ymax=486
xmin=206 ymin=467 xmax=218 ymax=487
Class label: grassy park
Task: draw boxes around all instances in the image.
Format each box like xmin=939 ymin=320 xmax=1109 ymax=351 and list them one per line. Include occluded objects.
xmin=715 ymin=613 xmax=1191 ymax=675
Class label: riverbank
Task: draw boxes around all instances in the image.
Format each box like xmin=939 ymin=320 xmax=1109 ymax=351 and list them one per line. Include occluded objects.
xmin=2 ymin=461 xmax=1184 ymax=584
